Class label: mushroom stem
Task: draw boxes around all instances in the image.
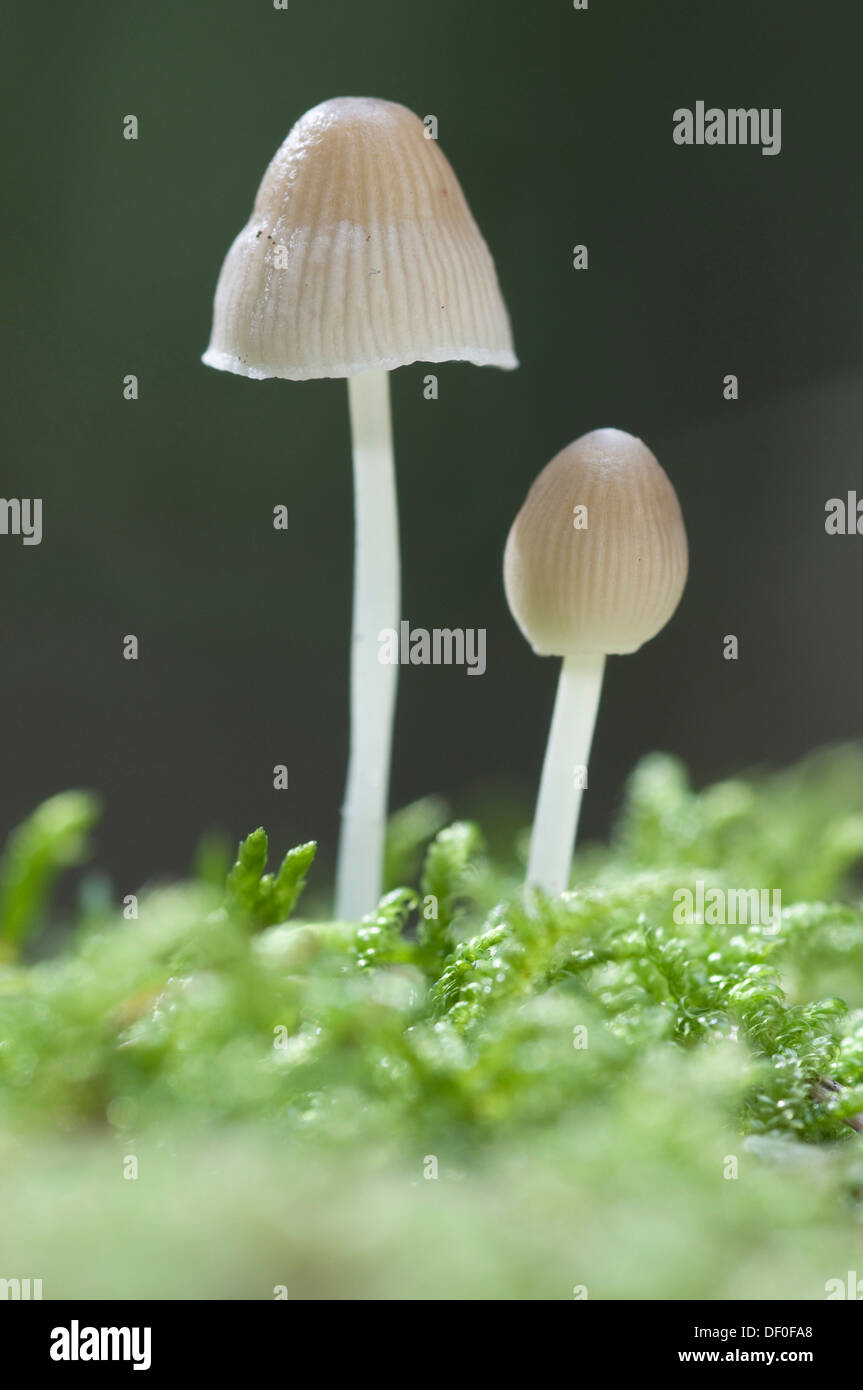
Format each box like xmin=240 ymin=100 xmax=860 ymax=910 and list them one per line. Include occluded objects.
xmin=526 ymin=651 xmax=605 ymax=896
xmin=335 ymin=369 xmax=400 ymax=920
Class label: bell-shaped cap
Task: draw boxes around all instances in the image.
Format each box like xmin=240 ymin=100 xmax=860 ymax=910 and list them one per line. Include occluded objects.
xmin=202 ymin=97 xmax=517 ymax=381
xmin=504 ymin=428 xmax=688 ymax=657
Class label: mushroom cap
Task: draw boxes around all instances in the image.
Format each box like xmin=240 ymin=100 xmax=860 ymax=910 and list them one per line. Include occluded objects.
xmin=202 ymin=97 xmax=517 ymax=381
xmin=503 ymin=428 xmax=688 ymax=657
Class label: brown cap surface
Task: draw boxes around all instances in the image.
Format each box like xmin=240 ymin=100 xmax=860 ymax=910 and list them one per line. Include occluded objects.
xmin=504 ymin=428 xmax=688 ymax=656
xmin=203 ymin=97 xmax=517 ymax=381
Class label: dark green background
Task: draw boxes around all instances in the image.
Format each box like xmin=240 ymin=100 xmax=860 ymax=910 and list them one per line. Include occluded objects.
xmin=2 ymin=0 xmax=862 ymax=891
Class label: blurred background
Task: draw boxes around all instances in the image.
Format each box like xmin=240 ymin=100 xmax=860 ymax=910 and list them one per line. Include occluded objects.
xmin=1 ymin=0 xmax=862 ymax=894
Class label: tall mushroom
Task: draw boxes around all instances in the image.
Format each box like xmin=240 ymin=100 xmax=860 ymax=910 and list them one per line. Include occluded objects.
xmin=503 ymin=428 xmax=688 ymax=897
xmin=203 ymin=97 xmax=516 ymax=920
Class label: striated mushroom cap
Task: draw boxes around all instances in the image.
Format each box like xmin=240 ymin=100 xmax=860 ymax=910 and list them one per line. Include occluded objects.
xmin=504 ymin=428 xmax=688 ymax=657
xmin=202 ymin=97 xmax=517 ymax=381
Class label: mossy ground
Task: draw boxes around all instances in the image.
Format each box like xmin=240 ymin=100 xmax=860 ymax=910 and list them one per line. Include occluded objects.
xmin=3 ymin=748 xmax=863 ymax=1299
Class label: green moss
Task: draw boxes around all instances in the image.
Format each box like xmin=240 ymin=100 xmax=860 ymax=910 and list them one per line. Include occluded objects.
xmin=3 ymin=748 xmax=863 ymax=1298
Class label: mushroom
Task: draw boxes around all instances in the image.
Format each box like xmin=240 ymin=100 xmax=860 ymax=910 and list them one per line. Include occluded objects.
xmin=503 ymin=428 xmax=688 ymax=896
xmin=203 ymin=97 xmax=516 ymax=920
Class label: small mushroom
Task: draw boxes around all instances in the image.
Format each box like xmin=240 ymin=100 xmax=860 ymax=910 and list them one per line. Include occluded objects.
xmin=203 ymin=97 xmax=516 ymax=920
xmin=503 ymin=428 xmax=688 ymax=896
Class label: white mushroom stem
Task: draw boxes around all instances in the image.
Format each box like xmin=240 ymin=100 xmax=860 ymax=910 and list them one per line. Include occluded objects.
xmin=335 ymin=369 xmax=400 ymax=920
xmin=526 ymin=651 xmax=606 ymax=897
